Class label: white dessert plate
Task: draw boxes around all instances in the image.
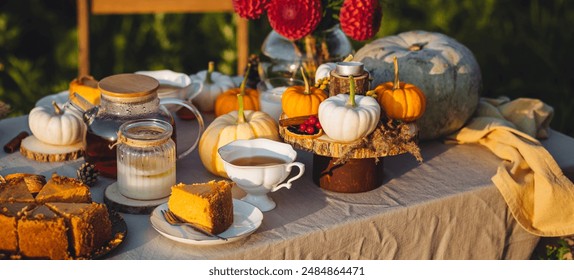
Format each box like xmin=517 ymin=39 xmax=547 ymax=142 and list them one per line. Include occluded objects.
xmin=150 ymin=199 xmax=263 ymax=245
xmin=35 ymin=90 xmax=69 ymax=107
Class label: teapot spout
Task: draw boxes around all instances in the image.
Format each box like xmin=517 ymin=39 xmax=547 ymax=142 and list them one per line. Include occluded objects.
xmin=69 ymin=91 xmax=95 ymax=113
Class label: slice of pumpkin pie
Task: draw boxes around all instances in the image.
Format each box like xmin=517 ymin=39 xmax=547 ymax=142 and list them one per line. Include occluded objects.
xmin=0 ymin=178 xmax=35 ymax=203
xmin=4 ymin=173 xmax=46 ymax=195
xmin=35 ymin=174 xmax=91 ymax=203
xmin=46 ymin=202 xmax=112 ymax=258
xmin=17 ymin=205 xmax=70 ymax=259
xmin=0 ymin=202 xmax=34 ymax=251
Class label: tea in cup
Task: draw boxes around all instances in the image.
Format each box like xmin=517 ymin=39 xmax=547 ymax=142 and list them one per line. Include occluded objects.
xmin=218 ymin=138 xmax=305 ymax=212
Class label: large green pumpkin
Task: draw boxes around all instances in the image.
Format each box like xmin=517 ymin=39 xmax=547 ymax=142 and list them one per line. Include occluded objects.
xmin=354 ymin=30 xmax=482 ymax=140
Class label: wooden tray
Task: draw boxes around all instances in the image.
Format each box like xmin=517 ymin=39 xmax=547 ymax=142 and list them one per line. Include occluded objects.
xmin=279 ymin=115 xmax=417 ymax=159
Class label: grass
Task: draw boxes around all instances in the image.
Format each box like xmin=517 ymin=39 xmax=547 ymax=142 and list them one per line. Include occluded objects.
xmin=531 ymin=236 xmax=574 ymax=260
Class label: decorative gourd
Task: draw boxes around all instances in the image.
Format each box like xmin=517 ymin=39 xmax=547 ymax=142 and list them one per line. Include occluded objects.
xmin=372 ymin=57 xmax=426 ymax=122
xmin=28 ymin=101 xmax=85 ymax=146
xmin=281 ymin=67 xmax=327 ymax=118
xmin=214 ymin=73 xmax=260 ymax=117
xmin=354 ymin=30 xmax=481 ymax=140
xmin=190 ymin=61 xmax=235 ymax=112
xmin=318 ymin=76 xmax=380 ymax=143
xmin=199 ymin=75 xmax=280 ymax=178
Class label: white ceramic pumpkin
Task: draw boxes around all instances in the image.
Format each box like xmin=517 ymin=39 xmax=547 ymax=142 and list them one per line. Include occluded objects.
xmin=318 ymin=77 xmax=380 ymax=143
xmin=190 ymin=61 xmax=235 ymax=112
xmin=354 ymin=30 xmax=482 ymax=140
xmin=314 ymin=62 xmax=337 ymax=84
xmin=28 ymin=102 xmax=85 ymax=146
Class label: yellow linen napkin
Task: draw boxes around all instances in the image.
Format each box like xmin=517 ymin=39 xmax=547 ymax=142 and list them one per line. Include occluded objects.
xmin=446 ymin=96 xmax=574 ymax=236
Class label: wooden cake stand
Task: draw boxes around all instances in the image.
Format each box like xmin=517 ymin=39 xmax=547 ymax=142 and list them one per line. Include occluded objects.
xmin=279 ymin=120 xmax=418 ymax=193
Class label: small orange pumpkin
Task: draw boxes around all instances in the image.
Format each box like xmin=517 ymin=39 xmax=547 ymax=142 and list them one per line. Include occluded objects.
xmin=281 ymin=67 xmax=327 ymax=118
xmin=214 ymin=82 xmax=260 ymax=117
xmin=372 ymin=57 xmax=426 ymax=122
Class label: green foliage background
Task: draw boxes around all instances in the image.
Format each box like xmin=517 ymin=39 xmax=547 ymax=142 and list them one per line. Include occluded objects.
xmin=1 ymin=0 xmax=573 ymax=137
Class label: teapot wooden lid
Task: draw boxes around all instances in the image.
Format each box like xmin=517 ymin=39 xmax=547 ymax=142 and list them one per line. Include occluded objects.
xmin=98 ymin=73 xmax=159 ymax=98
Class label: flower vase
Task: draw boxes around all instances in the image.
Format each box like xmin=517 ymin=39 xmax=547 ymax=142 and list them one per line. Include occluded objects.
xmin=261 ymin=25 xmax=353 ymax=81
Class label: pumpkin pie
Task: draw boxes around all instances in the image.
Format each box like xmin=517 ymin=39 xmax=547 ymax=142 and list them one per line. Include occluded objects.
xmin=69 ymin=75 xmax=100 ymax=105
xmin=168 ymin=180 xmax=233 ymax=234
xmin=17 ymin=205 xmax=70 ymax=259
xmin=0 ymin=202 xmax=33 ymax=251
xmin=46 ymin=202 xmax=112 ymax=258
xmin=35 ymin=173 xmax=91 ymax=203
xmin=0 ymin=178 xmax=35 ymax=203
xmin=3 ymin=173 xmax=46 ymax=195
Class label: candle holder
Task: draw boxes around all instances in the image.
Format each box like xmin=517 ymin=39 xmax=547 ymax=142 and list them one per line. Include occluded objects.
xmin=257 ymin=77 xmax=304 ymax=121
xmin=329 ymin=61 xmax=370 ymax=97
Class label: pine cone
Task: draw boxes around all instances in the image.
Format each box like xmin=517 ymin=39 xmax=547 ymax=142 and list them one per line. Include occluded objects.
xmin=76 ymin=162 xmax=99 ymax=187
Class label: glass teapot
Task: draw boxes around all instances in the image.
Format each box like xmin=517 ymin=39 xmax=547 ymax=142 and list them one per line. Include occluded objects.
xmin=70 ymin=73 xmax=204 ymax=178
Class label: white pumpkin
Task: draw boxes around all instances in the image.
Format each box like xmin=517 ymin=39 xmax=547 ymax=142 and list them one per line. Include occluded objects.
xmin=28 ymin=101 xmax=85 ymax=146
xmin=190 ymin=61 xmax=235 ymax=112
xmin=318 ymin=77 xmax=380 ymax=143
xmin=314 ymin=62 xmax=337 ymax=84
xmin=354 ymin=30 xmax=482 ymax=140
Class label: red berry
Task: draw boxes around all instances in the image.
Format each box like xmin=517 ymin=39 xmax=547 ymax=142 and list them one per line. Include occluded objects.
xmin=306 ymin=117 xmax=317 ymax=125
xmin=305 ymin=126 xmax=315 ymax=134
xmin=315 ymin=122 xmax=322 ymax=129
xmin=299 ymin=124 xmax=308 ymax=132
xmin=305 ymin=126 xmax=315 ymax=135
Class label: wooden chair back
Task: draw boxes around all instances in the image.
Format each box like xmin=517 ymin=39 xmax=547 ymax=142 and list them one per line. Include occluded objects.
xmin=77 ymin=0 xmax=248 ymax=77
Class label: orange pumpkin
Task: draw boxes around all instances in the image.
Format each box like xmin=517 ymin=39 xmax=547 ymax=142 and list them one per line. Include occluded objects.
xmin=372 ymin=57 xmax=426 ymax=122
xmin=281 ymin=67 xmax=327 ymax=118
xmin=214 ymin=87 xmax=260 ymax=117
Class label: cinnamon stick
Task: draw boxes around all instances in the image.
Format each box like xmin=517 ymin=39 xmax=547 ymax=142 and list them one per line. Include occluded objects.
xmin=4 ymin=131 xmax=29 ymax=153
xmin=278 ymin=114 xmax=318 ymax=127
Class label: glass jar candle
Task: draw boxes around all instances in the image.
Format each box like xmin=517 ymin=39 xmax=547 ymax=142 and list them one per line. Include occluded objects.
xmin=257 ymin=78 xmax=304 ymax=120
xmin=115 ymin=119 xmax=176 ymax=200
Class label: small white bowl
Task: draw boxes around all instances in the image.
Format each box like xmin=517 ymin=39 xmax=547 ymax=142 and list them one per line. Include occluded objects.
xmin=136 ymin=70 xmax=202 ymax=111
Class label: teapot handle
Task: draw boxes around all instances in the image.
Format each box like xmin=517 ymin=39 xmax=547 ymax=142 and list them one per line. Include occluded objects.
xmin=159 ymin=97 xmax=204 ymax=159
xmin=186 ymin=80 xmax=204 ymax=101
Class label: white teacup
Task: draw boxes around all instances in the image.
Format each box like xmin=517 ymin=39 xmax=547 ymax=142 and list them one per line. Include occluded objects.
xmin=218 ymin=138 xmax=305 ymax=212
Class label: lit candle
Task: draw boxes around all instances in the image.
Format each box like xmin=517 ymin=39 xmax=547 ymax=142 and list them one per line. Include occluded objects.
xmin=335 ymin=61 xmax=364 ymax=76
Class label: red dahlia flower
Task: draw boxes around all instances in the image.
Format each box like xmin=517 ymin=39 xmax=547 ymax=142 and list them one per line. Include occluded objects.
xmin=339 ymin=0 xmax=383 ymax=41
xmin=232 ymin=0 xmax=270 ymax=20
xmin=267 ymin=0 xmax=322 ymax=41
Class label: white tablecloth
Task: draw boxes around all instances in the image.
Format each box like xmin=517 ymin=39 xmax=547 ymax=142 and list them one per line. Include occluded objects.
xmin=2 ymin=114 xmax=574 ymax=259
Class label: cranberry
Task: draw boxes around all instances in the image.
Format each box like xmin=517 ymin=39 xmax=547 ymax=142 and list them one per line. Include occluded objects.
xmin=299 ymin=124 xmax=308 ymax=132
xmin=306 ymin=117 xmax=317 ymax=125
xmin=305 ymin=126 xmax=316 ymax=135
xmin=315 ymin=122 xmax=322 ymax=129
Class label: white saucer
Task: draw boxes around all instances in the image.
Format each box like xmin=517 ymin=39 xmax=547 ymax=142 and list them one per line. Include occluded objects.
xmin=150 ymin=199 xmax=263 ymax=245
xmin=35 ymin=91 xmax=69 ymax=107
